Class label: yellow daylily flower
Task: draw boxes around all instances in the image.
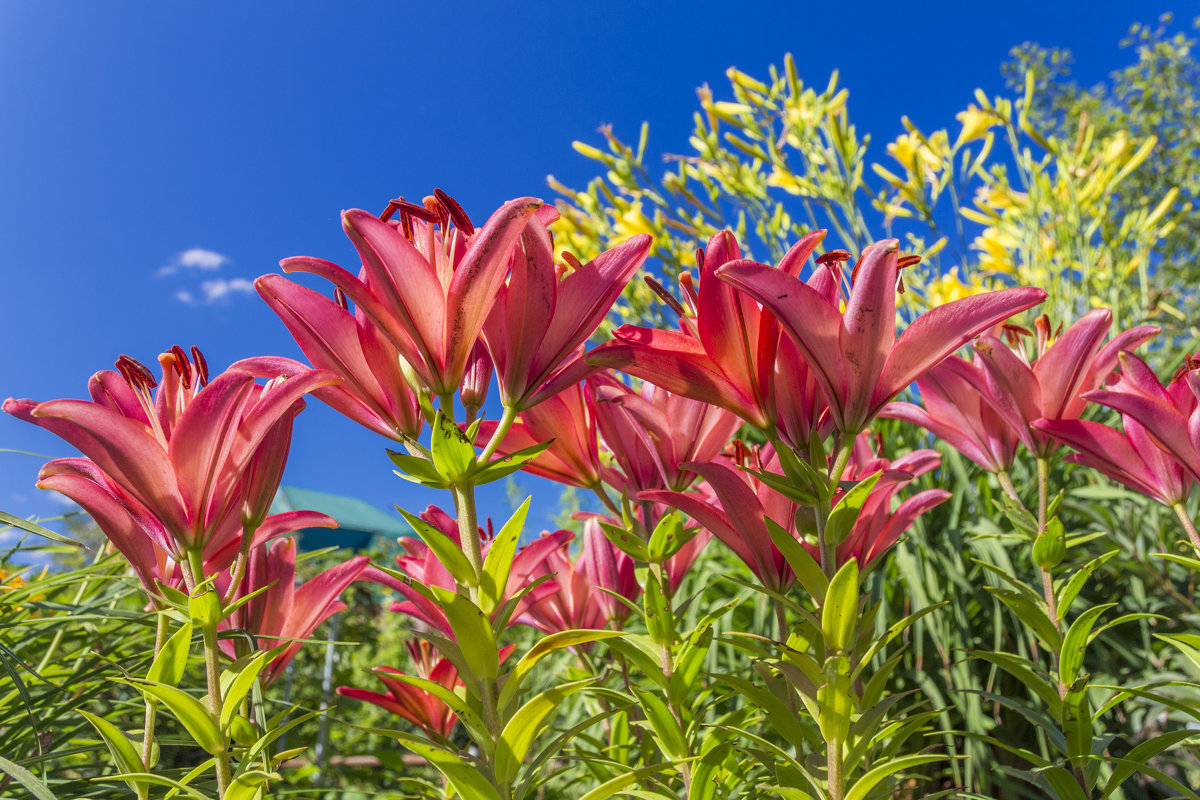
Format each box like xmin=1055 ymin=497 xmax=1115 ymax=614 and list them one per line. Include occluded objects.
xmin=955 ymin=104 xmax=999 ymax=145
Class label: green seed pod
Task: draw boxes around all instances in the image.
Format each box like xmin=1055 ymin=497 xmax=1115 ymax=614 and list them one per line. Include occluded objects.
xmin=229 ymin=716 xmax=258 ymax=748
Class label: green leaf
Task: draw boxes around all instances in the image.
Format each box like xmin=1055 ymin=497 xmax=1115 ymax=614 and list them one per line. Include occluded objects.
xmin=577 ymin=761 xmax=691 ymax=800
xmin=670 ymin=627 xmax=711 ymax=707
xmin=432 ymin=587 xmax=499 ymax=679
xmin=100 ymin=773 xmax=209 ymax=800
xmin=499 ymin=629 xmax=626 ymax=708
xmin=220 ymin=649 xmax=274 ymax=730
xmin=227 ymin=770 xmax=277 ymax=800
xmin=116 ymin=678 xmax=224 ymax=755
xmin=600 ymin=521 xmax=650 ymax=561
xmin=0 ymin=755 xmax=58 ymax=800
xmin=647 ymin=511 xmax=697 ymax=563
xmin=480 ymin=498 xmax=531 ymax=615
xmin=1057 ymin=551 xmax=1118 ymax=620
xmin=766 ymin=518 xmax=827 ymax=602
xmin=985 ymin=586 xmax=1061 ymax=651
xmin=821 ymin=558 xmax=859 ymax=653
xmin=1059 ymin=604 xmax=1113 ymax=685
xmin=635 ymin=687 xmax=689 ymax=759
xmin=1041 ymin=766 xmax=1088 ymax=800
xmin=430 ymin=411 xmax=476 ymax=482
xmin=78 ymin=709 xmax=149 ymax=798
xmin=1100 ymin=728 xmax=1199 ymax=798
xmin=966 ymin=650 xmax=1061 ymax=716
xmin=1062 ymin=681 xmax=1092 ymax=766
xmin=825 ymin=472 xmax=882 ymax=547
xmin=391 ymin=731 xmax=503 ymax=800
xmin=0 ymin=510 xmax=86 ymax=548
xmin=644 ymin=571 xmax=675 ymax=647
xmin=1155 ymin=633 xmax=1200 ymax=674
xmin=188 ymin=586 xmax=222 ymax=628
xmin=844 ymin=754 xmax=947 ymax=800
xmin=146 ymin=623 xmax=193 ymax=687
xmin=384 ymin=673 xmax=491 ymax=752
xmin=494 ymin=678 xmax=595 ymax=784
xmin=854 ymin=602 xmax=946 ymax=678
xmin=472 ymin=440 xmax=553 ymax=485
xmin=397 ymin=506 xmax=477 ymax=588
xmin=387 ymin=450 xmax=450 ymax=488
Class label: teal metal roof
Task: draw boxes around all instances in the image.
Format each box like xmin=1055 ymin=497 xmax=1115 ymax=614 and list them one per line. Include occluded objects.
xmin=268 ymin=485 xmax=410 ymax=551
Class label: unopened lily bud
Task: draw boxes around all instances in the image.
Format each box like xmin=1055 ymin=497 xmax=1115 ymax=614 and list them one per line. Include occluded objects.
xmin=459 ymin=340 xmax=492 ymax=415
xmin=1032 ymin=517 xmax=1066 ymax=570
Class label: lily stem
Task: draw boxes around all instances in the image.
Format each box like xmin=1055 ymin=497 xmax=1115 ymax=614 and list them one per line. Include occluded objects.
xmin=478 ymin=405 xmax=519 ymax=464
xmin=141 ymin=612 xmax=171 ymax=770
xmin=187 ymin=549 xmax=232 ymax=798
xmin=1171 ymin=503 xmax=1200 ymax=553
xmin=819 ymin=441 xmax=855 ymax=579
xmin=451 ymin=483 xmax=484 ymax=589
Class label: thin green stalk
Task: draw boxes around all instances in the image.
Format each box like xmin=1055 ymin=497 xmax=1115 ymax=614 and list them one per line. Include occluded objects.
xmin=187 ymin=549 xmax=231 ymax=797
xmin=478 ymin=405 xmax=519 ymax=464
xmin=141 ymin=612 xmax=171 ymax=770
xmin=995 ymin=471 xmax=1026 ymax=510
xmin=818 ymin=440 xmax=855 ymax=579
xmin=1171 ymin=503 xmax=1200 ymax=552
xmin=451 ymin=484 xmax=484 ymax=588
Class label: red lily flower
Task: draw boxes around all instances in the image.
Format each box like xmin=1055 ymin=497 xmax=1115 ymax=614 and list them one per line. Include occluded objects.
xmin=717 ymin=239 xmax=1047 ymax=435
xmin=483 ymin=206 xmax=651 ymax=410
xmin=251 ymin=274 xmax=423 ymax=441
xmin=477 ymin=382 xmax=609 ymax=488
xmin=588 ymin=230 xmax=826 ymax=432
xmin=589 ymin=373 xmax=741 ymax=493
xmin=972 ymin=309 xmax=1158 ymax=458
xmin=4 ymin=349 xmax=338 ymax=559
xmin=281 ymin=194 xmax=541 ymax=397
xmin=1071 ymin=352 xmax=1200 ymax=490
xmin=833 ymin=434 xmax=950 ymax=565
xmin=881 ymin=355 xmax=1020 ymax=473
xmin=219 ymin=537 xmax=369 ymax=685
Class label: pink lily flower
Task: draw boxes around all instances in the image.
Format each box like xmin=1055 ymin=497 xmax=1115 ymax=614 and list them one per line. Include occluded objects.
xmin=219 ymin=537 xmax=369 ymax=685
xmin=33 ymin=457 xmax=333 ymax=600
xmin=589 ymin=372 xmax=741 ymax=493
xmin=367 ymin=505 xmax=571 ymax=636
xmin=476 ymin=382 xmax=609 ymax=489
xmin=520 ymin=519 xmax=641 ymax=633
xmin=483 ymin=206 xmax=651 ymax=410
xmin=972 ymin=309 xmax=1158 ymax=458
xmin=4 ymin=349 xmax=338 ymax=560
xmin=833 ymin=434 xmax=950 ymax=566
xmin=1070 ymin=352 xmax=1200 ymax=490
xmin=280 ymin=193 xmax=541 ymax=397
xmin=338 ymin=641 xmax=463 ymax=739
xmin=880 ymin=354 xmax=1020 ymax=473
xmin=716 ymin=239 xmax=1048 ymax=435
xmin=337 ymin=641 xmax=514 ymax=740
xmin=251 ymin=274 xmax=424 ymax=441
xmin=589 ymin=230 xmax=826 ymax=432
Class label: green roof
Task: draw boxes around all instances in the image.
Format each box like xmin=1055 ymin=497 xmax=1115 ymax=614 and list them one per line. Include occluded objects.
xmin=269 ymin=485 xmax=410 ymax=551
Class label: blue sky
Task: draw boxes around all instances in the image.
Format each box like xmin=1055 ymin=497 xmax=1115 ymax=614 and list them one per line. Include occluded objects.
xmin=0 ymin=1 xmax=1172 ymax=550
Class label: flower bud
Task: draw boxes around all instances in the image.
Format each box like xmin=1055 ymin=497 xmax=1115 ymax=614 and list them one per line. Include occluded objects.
xmin=1032 ymin=517 xmax=1066 ymax=570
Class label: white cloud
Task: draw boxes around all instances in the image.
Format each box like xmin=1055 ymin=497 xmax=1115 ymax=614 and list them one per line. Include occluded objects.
xmin=157 ymin=247 xmax=230 ymax=276
xmin=175 ymin=289 xmax=194 ymax=304
xmin=200 ymin=277 xmax=254 ymax=303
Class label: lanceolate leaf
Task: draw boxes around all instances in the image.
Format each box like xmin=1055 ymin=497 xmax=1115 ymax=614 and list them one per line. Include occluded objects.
xmin=0 ymin=755 xmax=58 ymax=800
xmin=825 ymin=471 xmax=882 ymax=547
xmin=391 ymin=730 xmax=504 ymax=800
xmin=0 ymin=510 xmax=86 ymax=548
xmin=480 ymin=497 xmax=531 ymax=614
xmin=494 ymin=678 xmax=596 ymax=784
xmin=397 ymin=506 xmax=477 ymax=588
xmin=499 ymin=629 xmax=625 ymax=708
xmin=116 ymin=678 xmax=224 ymax=755
xmin=844 ymin=754 xmax=948 ymax=800
xmin=77 ymin=709 xmax=149 ymax=799
xmin=146 ymin=623 xmax=193 ymax=687
xmin=431 ymin=587 xmax=499 ymax=679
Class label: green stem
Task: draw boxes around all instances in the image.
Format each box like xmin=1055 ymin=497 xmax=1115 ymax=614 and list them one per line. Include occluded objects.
xmin=478 ymin=405 xmax=519 ymax=464
xmin=141 ymin=613 xmax=171 ymax=770
xmin=996 ymin=470 xmax=1026 ymax=510
xmin=222 ymin=522 xmax=259 ymax=606
xmin=818 ymin=440 xmax=855 ymax=579
xmin=451 ymin=484 xmax=484 ymax=589
xmin=187 ymin=549 xmax=232 ymax=798
xmin=828 ymin=742 xmax=845 ymax=800
xmin=591 ymin=484 xmax=623 ymax=519
xmin=1171 ymin=503 xmax=1200 ymax=553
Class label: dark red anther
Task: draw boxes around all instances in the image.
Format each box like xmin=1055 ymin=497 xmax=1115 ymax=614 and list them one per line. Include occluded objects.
xmin=334 ymin=287 xmax=349 ymax=311
xmin=115 ymin=354 xmax=157 ymax=391
xmin=379 ymin=199 xmax=400 ymax=222
xmin=816 ymin=249 xmax=852 ymax=267
xmin=386 ymin=198 xmax=437 ymax=224
xmin=433 ymin=189 xmax=474 ymax=235
xmin=190 ymin=346 xmax=209 ymax=387
xmin=1001 ymin=322 xmax=1033 ymax=347
xmin=644 ymin=275 xmax=686 ymax=317
xmin=399 ymin=209 xmax=414 ymax=240
xmin=170 ymin=345 xmax=193 ymax=389
xmin=1172 ymin=353 xmax=1200 ymax=383
xmin=896 ymin=254 xmax=922 ymax=270
xmin=561 ymin=251 xmax=584 ymax=271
